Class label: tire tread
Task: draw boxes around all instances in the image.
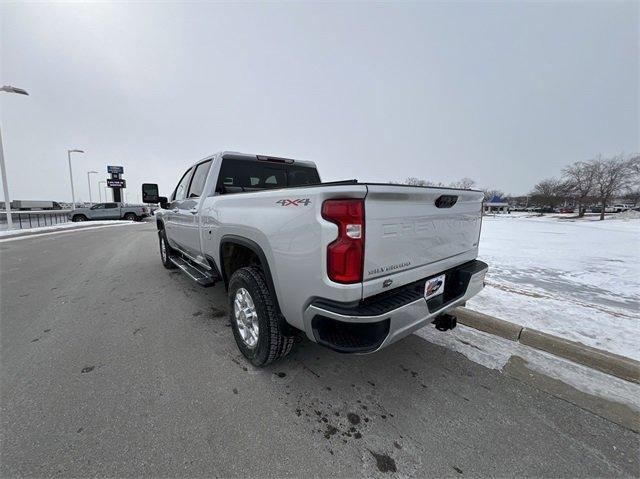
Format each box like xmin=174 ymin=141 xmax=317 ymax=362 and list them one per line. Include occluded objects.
xmin=231 ymin=266 xmax=295 ymax=365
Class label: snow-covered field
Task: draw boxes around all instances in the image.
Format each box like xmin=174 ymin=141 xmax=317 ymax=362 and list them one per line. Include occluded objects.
xmin=466 ymin=212 xmax=640 ymax=361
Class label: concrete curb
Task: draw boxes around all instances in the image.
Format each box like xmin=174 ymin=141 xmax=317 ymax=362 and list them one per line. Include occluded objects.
xmin=454 ymin=307 xmax=640 ymax=385
xmin=455 ymin=307 xmax=523 ymax=341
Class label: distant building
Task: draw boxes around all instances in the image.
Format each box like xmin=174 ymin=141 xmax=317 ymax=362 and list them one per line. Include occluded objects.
xmin=484 ymin=195 xmax=510 ymax=214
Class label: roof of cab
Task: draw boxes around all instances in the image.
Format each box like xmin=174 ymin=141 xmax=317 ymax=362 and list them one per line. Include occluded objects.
xmin=185 ymin=151 xmax=317 ymax=170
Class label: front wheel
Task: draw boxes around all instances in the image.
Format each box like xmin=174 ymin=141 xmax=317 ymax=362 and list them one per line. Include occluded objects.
xmin=228 ymin=266 xmax=295 ymax=366
xmin=158 ymin=230 xmax=176 ymax=269
xmin=123 ymin=212 xmax=138 ymax=221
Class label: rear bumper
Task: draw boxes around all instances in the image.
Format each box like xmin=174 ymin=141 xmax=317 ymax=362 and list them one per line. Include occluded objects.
xmin=303 ymin=260 xmax=488 ymax=353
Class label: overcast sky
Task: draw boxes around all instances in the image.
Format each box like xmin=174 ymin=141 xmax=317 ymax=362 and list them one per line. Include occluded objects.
xmin=1 ymin=1 xmax=638 ymax=202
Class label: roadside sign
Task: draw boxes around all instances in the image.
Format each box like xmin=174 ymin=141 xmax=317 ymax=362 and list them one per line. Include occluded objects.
xmin=107 ymin=165 xmax=124 ymax=174
xmin=107 ymin=178 xmax=126 ymax=188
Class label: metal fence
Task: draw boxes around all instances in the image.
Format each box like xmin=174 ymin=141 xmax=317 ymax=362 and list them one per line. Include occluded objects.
xmin=0 ymin=210 xmax=72 ymax=230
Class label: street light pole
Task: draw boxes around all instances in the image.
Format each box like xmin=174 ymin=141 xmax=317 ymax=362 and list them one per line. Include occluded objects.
xmin=0 ymin=85 xmax=29 ymax=230
xmin=67 ymin=149 xmax=84 ymax=209
xmin=98 ymin=180 xmax=106 ymax=203
xmin=87 ymin=171 xmax=98 ymax=205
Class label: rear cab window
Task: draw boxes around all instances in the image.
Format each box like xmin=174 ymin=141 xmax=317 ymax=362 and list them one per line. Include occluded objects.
xmin=215 ymin=158 xmax=320 ymax=195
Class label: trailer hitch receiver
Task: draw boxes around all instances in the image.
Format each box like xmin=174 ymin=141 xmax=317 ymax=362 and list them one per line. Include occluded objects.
xmin=432 ymin=313 xmax=457 ymax=332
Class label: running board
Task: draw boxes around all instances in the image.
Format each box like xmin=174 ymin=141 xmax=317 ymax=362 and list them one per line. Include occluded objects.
xmin=169 ymin=256 xmax=218 ymax=287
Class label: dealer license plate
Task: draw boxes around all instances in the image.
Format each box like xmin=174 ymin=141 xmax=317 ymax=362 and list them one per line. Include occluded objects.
xmin=424 ymin=274 xmax=445 ymax=300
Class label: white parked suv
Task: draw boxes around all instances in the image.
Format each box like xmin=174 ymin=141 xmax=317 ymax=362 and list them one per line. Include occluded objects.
xmin=142 ymin=152 xmax=488 ymax=366
xmin=612 ymin=204 xmax=632 ymax=213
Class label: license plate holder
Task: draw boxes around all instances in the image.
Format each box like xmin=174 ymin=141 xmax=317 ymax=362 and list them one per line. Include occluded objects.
xmin=424 ymin=274 xmax=446 ymax=300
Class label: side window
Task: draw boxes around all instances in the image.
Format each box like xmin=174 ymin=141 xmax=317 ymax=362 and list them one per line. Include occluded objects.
xmin=173 ymin=168 xmax=193 ymax=201
xmin=105 ymin=203 xmax=118 ymax=209
xmin=91 ymin=204 xmax=105 ymax=210
xmin=187 ymin=160 xmax=212 ymax=198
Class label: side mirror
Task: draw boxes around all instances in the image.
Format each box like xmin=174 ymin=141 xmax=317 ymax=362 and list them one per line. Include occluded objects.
xmin=158 ymin=197 xmax=169 ymax=209
xmin=142 ymin=183 xmax=160 ymax=203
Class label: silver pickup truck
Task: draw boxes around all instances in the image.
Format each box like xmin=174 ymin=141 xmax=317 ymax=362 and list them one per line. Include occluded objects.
xmin=69 ymin=202 xmax=150 ymax=222
xmin=142 ymin=152 xmax=488 ymax=366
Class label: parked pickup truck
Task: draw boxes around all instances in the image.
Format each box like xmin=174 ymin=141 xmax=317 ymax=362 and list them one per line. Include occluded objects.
xmin=142 ymin=152 xmax=488 ymax=366
xmin=68 ymin=202 xmax=150 ymax=222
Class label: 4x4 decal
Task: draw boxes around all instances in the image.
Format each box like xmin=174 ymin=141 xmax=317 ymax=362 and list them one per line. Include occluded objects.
xmin=276 ymin=198 xmax=311 ymax=206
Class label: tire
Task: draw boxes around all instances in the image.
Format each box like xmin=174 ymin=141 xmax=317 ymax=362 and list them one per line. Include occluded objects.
xmin=124 ymin=212 xmax=138 ymax=221
xmin=228 ymin=266 xmax=295 ymax=367
xmin=158 ymin=230 xmax=176 ymax=269
xmin=72 ymin=215 xmax=87 ymax=222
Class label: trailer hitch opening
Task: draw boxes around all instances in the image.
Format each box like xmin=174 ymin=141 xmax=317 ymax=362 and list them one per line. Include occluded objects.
xmin=432 ymin=313 xmax=457 ymax=332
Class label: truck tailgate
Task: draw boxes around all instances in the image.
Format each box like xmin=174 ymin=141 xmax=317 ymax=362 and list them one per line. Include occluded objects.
xmin=363 ymin=184 xmax=483 ymax=292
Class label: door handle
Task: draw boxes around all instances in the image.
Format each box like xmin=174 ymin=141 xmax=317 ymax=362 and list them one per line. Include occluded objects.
xmin=172 ymin=208 xmax=179 ymax=213
xmin=189 ymin=208 xmax=198 ymax=215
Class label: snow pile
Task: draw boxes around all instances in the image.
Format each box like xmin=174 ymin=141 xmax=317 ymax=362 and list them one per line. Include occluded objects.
xmin=617 ymin=209 xmax=640 ymax=220
xmin=466 ymin=214 xmax=640 ymax=361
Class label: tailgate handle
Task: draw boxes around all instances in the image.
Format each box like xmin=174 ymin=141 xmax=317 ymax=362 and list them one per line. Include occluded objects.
xmin=435 ymin=195 xmax=458 ymax=208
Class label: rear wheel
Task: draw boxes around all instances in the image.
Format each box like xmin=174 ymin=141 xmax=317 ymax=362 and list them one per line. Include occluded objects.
xmin=124 ymin=212 xmax=138 ymax=221
xmin=228 ymin=266 xmax=295 ymax=366
xmin=158 ymin=230 xmax=176 ymax=269
xmin=72 ymin=215 xmax=87 ymax=222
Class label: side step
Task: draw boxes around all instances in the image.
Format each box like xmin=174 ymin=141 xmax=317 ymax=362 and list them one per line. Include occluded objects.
xmin=169 ymin=256 xmax=218 ymax=287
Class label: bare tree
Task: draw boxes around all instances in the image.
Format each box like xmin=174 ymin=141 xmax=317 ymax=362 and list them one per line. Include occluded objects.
xmin=592 ymin=154 xmax=637 ymax=220
xmin=450 ymin=178 xmax=476 ymax=190
xmin=530 ymin=178 xmax=565 ymax=212
xmin=402 ymin=177 xmax=446 ymax=187
xmin=622 ymin=187 xmax=640 ymax=207
xmin=403 ymin=177 xmax=428 ymax=186
xmin=562 ymin=161 xmax=597 ymax=217
xmin=482 ymin=189 xmax=504 ymax=201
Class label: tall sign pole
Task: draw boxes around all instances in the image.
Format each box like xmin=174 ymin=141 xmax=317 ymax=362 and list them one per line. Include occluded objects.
xmin=106 ymin=165 xmax=125 ymax=203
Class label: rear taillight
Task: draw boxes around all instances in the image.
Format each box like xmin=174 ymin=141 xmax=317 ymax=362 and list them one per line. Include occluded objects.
xmin=322 ymin=199 xmax=365 ymax=283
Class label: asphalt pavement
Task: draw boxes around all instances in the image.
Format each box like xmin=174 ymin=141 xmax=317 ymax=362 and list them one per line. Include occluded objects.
xmin=1 ymin=222 xmax=638 ymax=478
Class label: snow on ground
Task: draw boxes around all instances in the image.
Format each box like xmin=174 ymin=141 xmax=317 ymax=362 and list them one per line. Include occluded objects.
xmin=466 ymin=213 xmax=640 ymax=361
xmin=0 ymin=220 xmax=138 ymax=240
xmin=415 ymin=324 xmax=640 ymax=412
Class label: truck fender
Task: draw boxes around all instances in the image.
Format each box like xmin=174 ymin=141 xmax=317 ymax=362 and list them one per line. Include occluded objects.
xmin=219 ymin=235 xmax=293 ymax=334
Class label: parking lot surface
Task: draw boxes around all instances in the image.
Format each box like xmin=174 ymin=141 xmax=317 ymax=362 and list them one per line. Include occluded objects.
xmin=1 ymin=222 xmax=638 ymax=477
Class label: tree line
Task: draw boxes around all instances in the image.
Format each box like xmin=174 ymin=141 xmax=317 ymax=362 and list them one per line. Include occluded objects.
xmin=530 ymin=154 xmax=639 ymax=220
xmin=396 ymin=153 xmax=639 ymax=221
